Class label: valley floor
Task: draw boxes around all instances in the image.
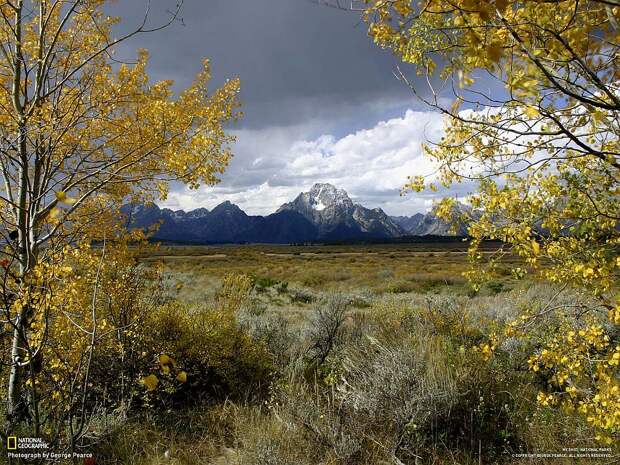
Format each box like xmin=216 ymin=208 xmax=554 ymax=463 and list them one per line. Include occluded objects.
xmin=141 ymin=242 xmax=520 ymax=300
xmin=93 ymin=243 xmax=610 ymax=464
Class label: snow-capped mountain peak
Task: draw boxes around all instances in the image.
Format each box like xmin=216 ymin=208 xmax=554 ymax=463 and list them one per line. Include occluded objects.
xmin=277 ymin=183 xmax=403 ymax=238
xmin=313 ymin=198 xmax=327 ymax=211
xmin=307 ymin=183 xmax=352 ymax=210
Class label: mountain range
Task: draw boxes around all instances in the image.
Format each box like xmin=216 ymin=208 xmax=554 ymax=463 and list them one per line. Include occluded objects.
xmin=122 ymin=183 xmax=472 ymax=244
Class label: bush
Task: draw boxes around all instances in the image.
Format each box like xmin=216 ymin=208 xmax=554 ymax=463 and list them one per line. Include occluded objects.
xmin=138 ymin=274 xmax=275 ymax=406
xmin=272 ymin=302 xmax=531 ymax=463
xmin=289 ymin=288 xmax=316 ymax=304
xmin=348 ymin=291 xmax=373 ymax=309
xmin=305 ymin=294 xmax=349 ymax=368
xmin=486 ymin=280 xmax=506 ymax=294
xmin=335 ymin=335 xmax=462 ymax=459
xmin=253 ymin=275 xmax=280 ymax=289
xmin=239 ymin=310 xmax=298 ymax=368
xmin=276 ymin=281 xmax=289 ymax=294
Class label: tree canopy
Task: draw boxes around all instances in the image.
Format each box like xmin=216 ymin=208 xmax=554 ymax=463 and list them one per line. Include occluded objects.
xmin=352 ymin=0 xmax=620 ymax=441
xmin=0 ymin=0 xmax=240 ymax=436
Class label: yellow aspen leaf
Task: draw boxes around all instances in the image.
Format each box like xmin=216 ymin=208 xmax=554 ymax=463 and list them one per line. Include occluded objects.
xmin=60 ymin=266 xmax=73 ymax=276
xmin=142 ymin=374 xmax=159 ymax=391
xmin=487 ymin=43 xmax=503 ymax=62
xmin=592 ymin=110 xmax=606 ymax=124
xmin=531 ymin=240 xmax=540 ymax=255
xmin=55 ymin=190 xmax=76 ymax=205
xmin=176 ymin=371 xmax=187 ymax=383
xmin=495 ymin=0 xmax=508 ymax=11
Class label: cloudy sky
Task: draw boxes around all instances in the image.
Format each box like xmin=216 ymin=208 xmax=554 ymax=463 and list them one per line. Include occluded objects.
xmin=109 ymin=0 xmax=463 ymax=215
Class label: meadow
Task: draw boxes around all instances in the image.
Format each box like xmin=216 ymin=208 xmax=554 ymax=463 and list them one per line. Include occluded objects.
xmin=141 ymin=242 xmax=519 ymax=302
xmin=88 ymin=242 xmax=608 ymax=465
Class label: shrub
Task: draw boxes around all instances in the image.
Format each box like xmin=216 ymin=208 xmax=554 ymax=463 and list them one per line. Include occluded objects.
xmin=335 ymin=335 xmax=462 ymax=459
xmin=486 ymin=280 xmax=506 ymax=295
xmin=92 ymin=286 xmax=598 ymax=464
xmin=239 ymin=310 xmax=298 ymax=368
xmin=305 ymin=294 xmax=349 ymax=368
xmin=269 ymin=317 xmax=524 ymax=464
xmin=138 ymin=274 xmax=275 ymax=405
xmin=253 ymin=275 xmax=280 ymax=289
xmin=244 ymin=296 xmax=268 ymax=316
xmin=348 ymin=292 xmax=373 ymax=309
xmin=289 ymin=288 xmax=316 ymax=304
xmin=276 ymin=281 xmax=289 ymax=294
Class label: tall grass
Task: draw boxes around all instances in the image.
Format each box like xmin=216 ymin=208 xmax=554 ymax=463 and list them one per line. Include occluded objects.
xmin=84 ymin=245 xmax=603 ymax=464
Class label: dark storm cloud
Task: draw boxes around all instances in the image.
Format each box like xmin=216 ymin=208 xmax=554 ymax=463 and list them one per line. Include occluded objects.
xmin=107 ymin=0 xmax=419 ymax=129
xmin=104 ymin=0 xmax=461 ymax=215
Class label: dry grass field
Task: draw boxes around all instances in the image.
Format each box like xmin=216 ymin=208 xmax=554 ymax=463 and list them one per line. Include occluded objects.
xmin=140 ymin=242 xmax=523 ymax=303
xmin=87 ymin=242 xmax=606 ymax=465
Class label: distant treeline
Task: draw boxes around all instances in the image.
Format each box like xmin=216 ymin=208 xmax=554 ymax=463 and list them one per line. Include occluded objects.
xmin=146 ymin=236 xmax=505 ymax=248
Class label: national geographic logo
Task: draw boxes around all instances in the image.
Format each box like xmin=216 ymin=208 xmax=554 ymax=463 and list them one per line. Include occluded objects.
xmin=4 ymin=436 xmax=49 ymax=460
xmin=4 ymin=436 xmax=95 ymax=463
xmin=5 ymin=436 xmax=49 ymax=450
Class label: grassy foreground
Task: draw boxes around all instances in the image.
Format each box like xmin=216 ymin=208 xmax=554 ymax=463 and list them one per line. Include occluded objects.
xmin=92 ymin=243 xmax=609 ymax=464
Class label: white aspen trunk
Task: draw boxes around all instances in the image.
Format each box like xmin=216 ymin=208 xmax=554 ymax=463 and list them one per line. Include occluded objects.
xmin=6 ymin=0 xmax=30 ymax=429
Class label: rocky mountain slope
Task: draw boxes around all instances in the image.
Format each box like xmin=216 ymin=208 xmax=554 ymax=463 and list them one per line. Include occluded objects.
xmin=391 ymin=203 xmax=477 ymax=236
xmin=391 ymin=213 xmax=425 ymax=234
xmin=123 ymin=183 xmax=473 ymax=243
xmin=277 ymin=183 xmax=404 ymax=239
